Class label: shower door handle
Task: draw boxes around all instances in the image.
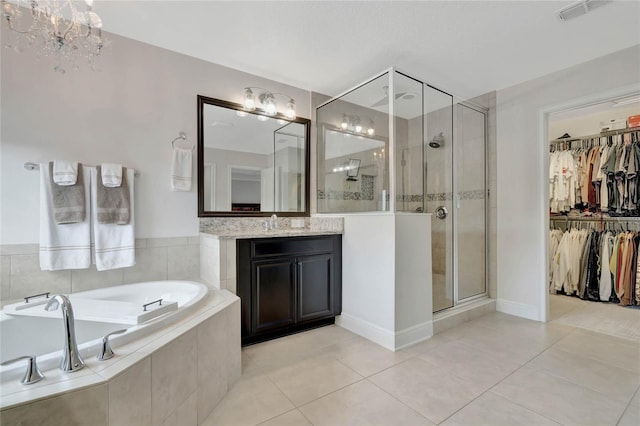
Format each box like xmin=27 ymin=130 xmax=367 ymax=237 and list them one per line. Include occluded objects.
xmin=435 ymin=206 xmax=448 ymax=219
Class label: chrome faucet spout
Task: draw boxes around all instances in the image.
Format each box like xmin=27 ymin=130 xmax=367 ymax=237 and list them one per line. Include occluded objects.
xmin=45 ymin=295 xmax=85 ymax=372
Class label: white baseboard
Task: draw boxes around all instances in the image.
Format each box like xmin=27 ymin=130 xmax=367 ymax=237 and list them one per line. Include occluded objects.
xmin=336 ymin=314 xmax=433 ymax=351
xmin=335 ymin=313 xmax=395 ymax=351
xmin=394 ymin=321 xmax=433 ymax=350
xmin=496 ymin=299 xmax=540 ymax=321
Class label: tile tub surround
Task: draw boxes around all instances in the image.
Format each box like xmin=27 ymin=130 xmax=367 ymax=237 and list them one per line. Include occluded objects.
xmin=0 ymin=290 xmax=241 ymax=426
xmin=199 ymin=216 xmax=343 ymax=293
xmin=0 ymin=236 xmax=201 ymax=305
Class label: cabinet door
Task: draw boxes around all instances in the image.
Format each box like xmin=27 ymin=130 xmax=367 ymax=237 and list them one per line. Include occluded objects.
xmin=252 ymin=257 xmax=296 ymax=334
xmin=297 ymin=253 xmax=333 ymax=322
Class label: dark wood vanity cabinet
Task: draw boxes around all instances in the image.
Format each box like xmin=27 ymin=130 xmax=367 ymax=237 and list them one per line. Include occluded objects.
xmin=237 ymin=235 xmax=342 ymax=345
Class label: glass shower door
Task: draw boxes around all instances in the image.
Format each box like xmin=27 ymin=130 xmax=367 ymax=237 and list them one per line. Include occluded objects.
xmin=455 ymin=103 xmax=487 ymax=301
xmin=425 ymin=86 xmax=454 ymax=312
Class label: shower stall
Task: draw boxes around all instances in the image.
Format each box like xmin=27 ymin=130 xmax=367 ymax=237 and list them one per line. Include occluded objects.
xmin=316 ymin=69 xmax=488 ymax=313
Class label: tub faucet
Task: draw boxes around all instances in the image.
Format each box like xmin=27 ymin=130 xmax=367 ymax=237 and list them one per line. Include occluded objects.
xmin=45 ymin=295 xmax=85 ymax=372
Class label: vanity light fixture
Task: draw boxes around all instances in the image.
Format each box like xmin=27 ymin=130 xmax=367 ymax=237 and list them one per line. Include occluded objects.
xmin=340 ymin=114 xmax=375 ymax=136
xmin=367 ymin=119 xmax=375 ymax=136
xmin=1 ymin=0 xmax=105 ymax=73
xmin=341 ymin=114 xmax=349 ymax=130
xmin=242 ymin=87 xmax=296 ymax=119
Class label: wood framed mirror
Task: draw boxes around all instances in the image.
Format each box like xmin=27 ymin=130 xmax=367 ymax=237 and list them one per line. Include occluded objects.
xmin=197 ymin=96 xmax=310 ymax=217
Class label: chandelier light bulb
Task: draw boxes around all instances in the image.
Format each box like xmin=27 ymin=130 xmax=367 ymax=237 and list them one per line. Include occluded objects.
xmin=355 ymin=122 xmax=362 ymax=133
xmin=367 ymin=127 xmax=375 ymax=136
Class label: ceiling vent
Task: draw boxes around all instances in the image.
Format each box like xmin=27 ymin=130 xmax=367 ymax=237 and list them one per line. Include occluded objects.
xmin=557 ymin=0 xmax=611 ymax=22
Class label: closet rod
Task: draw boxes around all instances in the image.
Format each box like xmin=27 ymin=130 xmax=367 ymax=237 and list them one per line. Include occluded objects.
xmin=549 ymin=125 xmax=640 ymax=145
xmin=550 ymin=216 xmax=640 ymax=223
xmin=24 ymin=162 xmax=139 ymax=177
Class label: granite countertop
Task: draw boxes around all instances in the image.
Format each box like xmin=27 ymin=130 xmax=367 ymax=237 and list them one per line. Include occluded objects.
xmin=200 ymin=229 xmax=343 ymax=239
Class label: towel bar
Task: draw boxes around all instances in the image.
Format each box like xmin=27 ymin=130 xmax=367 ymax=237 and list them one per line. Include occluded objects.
xmin=24 ymin=162 xmax=139 ymax=176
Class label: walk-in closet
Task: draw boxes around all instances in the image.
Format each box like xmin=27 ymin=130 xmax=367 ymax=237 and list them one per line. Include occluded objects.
xmin=548 ymin=95 xmax=640 ymax=340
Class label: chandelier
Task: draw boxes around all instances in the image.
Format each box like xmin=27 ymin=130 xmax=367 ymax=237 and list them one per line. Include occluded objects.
xmin=1 ymin=0 xmax=105 ymax=73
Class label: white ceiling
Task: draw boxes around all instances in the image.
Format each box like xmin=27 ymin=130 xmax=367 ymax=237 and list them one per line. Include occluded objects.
xmin=94 ymin=0 xmax=640 ymax=100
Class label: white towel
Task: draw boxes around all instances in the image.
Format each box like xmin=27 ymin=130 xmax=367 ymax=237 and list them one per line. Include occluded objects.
xmin=40 ymin=163 xmax=91 ymax=271
xmin=91 ymin=167 xmax=136 ymax=271
xmin=101 ymin=163 xmax=123 ymax=187
xmin=171 ymin=148 xmax=192 ymax=191
xmin=52 ymin=160 xmax=78 ymax=186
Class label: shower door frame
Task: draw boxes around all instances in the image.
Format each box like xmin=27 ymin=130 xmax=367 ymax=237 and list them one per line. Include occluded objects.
xmin=451 ymin=100 xmax=489 ymax=307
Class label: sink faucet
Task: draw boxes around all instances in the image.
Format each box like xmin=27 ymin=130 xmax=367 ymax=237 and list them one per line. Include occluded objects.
xmin=45 ymin=295 xmax=85 ymax=372
xmin=264 ymin=214 xmax=278 ymax=231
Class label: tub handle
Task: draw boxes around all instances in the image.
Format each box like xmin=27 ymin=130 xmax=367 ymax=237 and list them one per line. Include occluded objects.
xmin=1 ymin=355 xmax=45 ymax=385
xmin=24 ymin=292 xmax=50 ymax=303
xmin=142 ymin=298 xmax=163 ymax=312
xmin=97 ymin=329 xmax=127 ymax=361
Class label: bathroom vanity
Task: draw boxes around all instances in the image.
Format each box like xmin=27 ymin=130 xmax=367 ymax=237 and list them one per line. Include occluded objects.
xmin=237 ymin=234 xmax=342 ymax=345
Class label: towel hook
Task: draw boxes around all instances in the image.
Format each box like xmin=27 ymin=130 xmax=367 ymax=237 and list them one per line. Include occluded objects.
xmin=171 ymin=132 xmax=194 ymax=151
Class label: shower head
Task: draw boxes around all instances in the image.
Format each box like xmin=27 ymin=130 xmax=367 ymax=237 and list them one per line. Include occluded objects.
xmin=428 ymin=132 xmax=444 ymax=148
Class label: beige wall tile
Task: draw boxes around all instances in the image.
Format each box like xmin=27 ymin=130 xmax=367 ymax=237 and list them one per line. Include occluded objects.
xmin=1 ymin=256 xmax=10 ymax=301
xmin=109 ymin=357 xmax=152 ymax=426
xmin=123 ymin=247 xmax=167 ymax=283
xmin=10 ymin=254 xmax=71 ymax=299
xmin=226 ymin=299 xmax=242 ymax=388
xmin=0 ymin=244 xmax=38 ymax=256
xmin=219 ymin=239 xmax=228 ymax=281
xmin=147 ymin=237 xmax=189 ymax=248
xmin=197 ymin=311 xmax=228 ymax=423
xmin=0 ymin=384 xmax=108 ymax=425
xmin=168 ymin=245 xmax=200 ymax=281
xmin=200 ymin=241 xmax=220 ymax=288
xmin=226 ymin=240 xmax=237 ymax=280
xmin=72 ymin=266 xmax=124 ymax=293
xmin=151 ymin=330 xmax=198 ymax=425
xmin=161 ymin=391 xmax=197 ymax=426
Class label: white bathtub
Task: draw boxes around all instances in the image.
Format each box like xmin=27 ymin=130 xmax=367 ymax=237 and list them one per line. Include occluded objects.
xmin=0 ymin=280 xmax=208 ymax=382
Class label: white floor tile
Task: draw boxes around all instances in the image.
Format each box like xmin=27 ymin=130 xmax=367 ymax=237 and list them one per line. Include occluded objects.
xmin=441 ymin=391 xmax=560 ymax=426
xmin=267 ymin=354 xmax=363 ymax=407
xmin=492 ymin=366 xmax=628 ymax=425
xmin=370 ymin=357 xmax=482 ymax=424
xmin=299 ymin=380 xmax=433 ymax=426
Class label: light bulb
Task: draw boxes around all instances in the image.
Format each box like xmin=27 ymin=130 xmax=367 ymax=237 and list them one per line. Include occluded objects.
xmin=367 ymin=127 xmax=375 ymax=136
xmin=355 ymin=124 xmax=362 ymax=133
xmin=244 ymin=88 xmax=256 ymax=110
xmin=265 ymin=98 xmax=276 ymax=115
xmin=285 ymin=99 xmax=296 ymax=119
xmin=341 ymin=114 xmax=348 ymax=130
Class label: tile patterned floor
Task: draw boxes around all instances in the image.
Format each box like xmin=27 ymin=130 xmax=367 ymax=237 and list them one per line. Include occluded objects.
xmin=203 ymin=301 xmax=640 ymax=426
